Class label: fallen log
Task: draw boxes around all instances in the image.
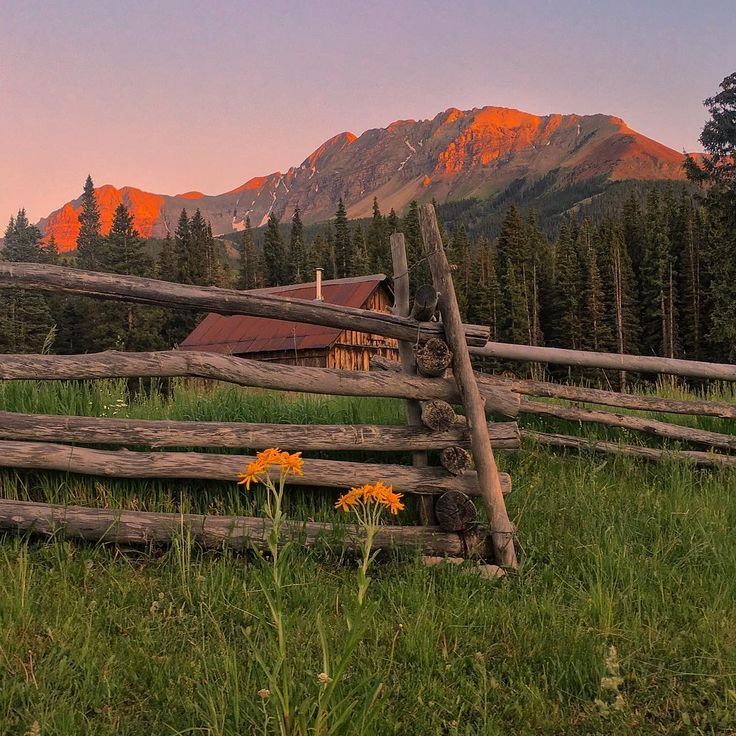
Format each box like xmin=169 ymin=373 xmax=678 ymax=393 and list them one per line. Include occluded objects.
xmin=0 ymin=439 xmax=512 ymax=496
xmin=0 ymin=351 xmax=520 ymax=419
xmin=0 ymin=411 xmax=521 ymax=451
xmin=420 ymin=204 xmax=517 ymax=568
xmin=0 ymin=499 xmax=495 ymax=558
xmin=470 ymin=341 xmax=736 ymax=382
xmin=0 ymin=262 xmax=490 ymax=346
xmin=521 ymin=399 xmax=736 ymax=452
xmin=523 ymin=430 xmax=736 ymax=468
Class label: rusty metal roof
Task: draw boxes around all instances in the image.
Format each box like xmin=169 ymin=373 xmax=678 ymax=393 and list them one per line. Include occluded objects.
xmin=180 ymin=274 xmax=391 ymax=355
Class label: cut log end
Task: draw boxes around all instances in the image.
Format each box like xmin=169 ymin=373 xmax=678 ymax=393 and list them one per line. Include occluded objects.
xmin=439 ymin=445 xmax=472 ymax=476
xmin=420 ymin=400 xmax=457 ymax=432
xmin=435 ymin=491 xmax=478 ymax=532
xmin=415 ymin=337 xmax=453 ymax=378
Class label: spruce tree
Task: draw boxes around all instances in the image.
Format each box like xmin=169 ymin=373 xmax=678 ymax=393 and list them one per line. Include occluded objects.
xmin=366 ymin=198 xmax=390 ymax=273
xmin=333 ymin=199 xmax=351 ymax=278
xmin=263 ymin=212 xmax=287 ymax=286
xmin=288 ymin=207 xmax=308 ymax=283
xmin=0 ymin=211 xmax=55 ymax=352
xmin=157 ymin=234 xmax=178 ymax=282
xmin=238 ymin=217 xmax=262 ymax=289
xmin=76 ymin=174 xmax=102 ymax=269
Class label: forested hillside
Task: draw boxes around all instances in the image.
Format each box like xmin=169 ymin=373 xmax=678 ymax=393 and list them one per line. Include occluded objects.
xmin=3 ymin=74 xmax=735 ymax=373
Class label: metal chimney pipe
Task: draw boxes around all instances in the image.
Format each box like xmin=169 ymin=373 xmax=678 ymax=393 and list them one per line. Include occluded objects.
xmin=315 ymin=267 xmax=324 ymax=301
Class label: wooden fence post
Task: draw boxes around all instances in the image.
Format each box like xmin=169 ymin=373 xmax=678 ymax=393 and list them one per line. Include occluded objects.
xmin=391 ymin=232 xmax=434 ymax=525
xmin=418 ymin=204 xmax=518 ymax=569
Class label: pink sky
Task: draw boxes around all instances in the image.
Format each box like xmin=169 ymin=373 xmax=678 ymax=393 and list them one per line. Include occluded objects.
xmin=2 ymin=0 xmax=733 ymax=224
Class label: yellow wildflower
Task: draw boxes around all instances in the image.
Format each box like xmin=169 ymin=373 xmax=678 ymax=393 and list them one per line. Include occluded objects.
xmin=237 ymin=459 xmax=267 ymax=490
xmin=279 ymin=451 xmax=304 ymax=477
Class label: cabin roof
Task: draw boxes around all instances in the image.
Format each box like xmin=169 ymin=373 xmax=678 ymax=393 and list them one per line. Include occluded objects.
xmin=179 ymin=274 xmax=391 ymax=355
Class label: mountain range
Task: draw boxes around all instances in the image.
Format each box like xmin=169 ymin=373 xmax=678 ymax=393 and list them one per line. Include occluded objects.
xmin=37 ymin=106 xmax=692 ymax=251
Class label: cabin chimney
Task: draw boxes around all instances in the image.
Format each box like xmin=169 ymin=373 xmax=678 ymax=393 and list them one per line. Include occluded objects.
xmin=315 ymin=268 xmax=324 ymax=301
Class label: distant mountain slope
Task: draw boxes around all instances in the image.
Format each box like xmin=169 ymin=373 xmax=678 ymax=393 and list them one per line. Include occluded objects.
xmin=38 ymin=106 xmax=691 ymax=251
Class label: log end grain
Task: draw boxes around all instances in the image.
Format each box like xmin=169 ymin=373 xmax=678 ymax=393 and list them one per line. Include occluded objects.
xmin=415 ymin=337 xmax=453 ymax=378
xmin=439 ymin=445 xmax=472 ymax=476
xmin=420 ymin=399 xmax=457 ymax=432
xmin=435 ymin=491 xmax=478 ymax=532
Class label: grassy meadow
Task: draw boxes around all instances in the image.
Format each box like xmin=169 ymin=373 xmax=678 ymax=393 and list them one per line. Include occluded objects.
xmin=0 ymin=379 xmax=735 ymax=735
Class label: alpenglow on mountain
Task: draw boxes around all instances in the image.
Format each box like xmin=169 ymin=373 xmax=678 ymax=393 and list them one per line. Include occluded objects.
xmin=39 ymin=106 xmax=690 ymax=251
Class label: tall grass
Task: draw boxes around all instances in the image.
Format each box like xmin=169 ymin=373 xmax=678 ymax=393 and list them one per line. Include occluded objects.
xmin=0 ymin=380 xmax=735 ymax=734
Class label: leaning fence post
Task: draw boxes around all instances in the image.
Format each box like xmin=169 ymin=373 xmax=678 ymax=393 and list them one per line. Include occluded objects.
xmin=418 ymin=204 xmax=518 ymax=568
xmin=390 ymin=232 xmax=434 ymax=525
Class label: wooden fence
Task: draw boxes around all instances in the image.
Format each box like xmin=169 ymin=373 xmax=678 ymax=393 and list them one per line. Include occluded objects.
xmin=1 ymin=203 xmax=736 ymax=566
xmin=0 ymin=205 xmax=519 ymax=567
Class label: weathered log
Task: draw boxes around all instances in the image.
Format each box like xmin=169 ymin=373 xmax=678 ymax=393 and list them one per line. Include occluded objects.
xmin=478 ymin=373 xmax=736 ymax=419
xmin=523 ymin=429 xmax=736 ymax=468
xmin=0 ymin=410 xmax=521 ymax=451
xmin=419 ymin=204 xmax=517 ymax=568
xmin=520 ymin=399 xmax=736 ymax=451
xmin=421 ymin=400 xmax=457 ymax=432
xmin=391 ymin=233 xmax=433 ymax=525
xmin=372 ymin=355 xmax=736 ymax=421
xmin=435 ymin=491 xmax=478 ymax=532
xmin=415 ymin=337 xmax=453 ymax=378
xmin=470 ymin=341 xmax=736 ymax=382
xmin=410 ymin=284 xmax=439 ymax=322
xmin=440 ymin=446 xmax=472 ymax=476
xmin=0 ymin=499 xmax=495 ymax=558
xmin=0 ymin=262 xmax=490 ymax=346
xmin=0 ymin=439 xmax=512 ymax=496
xmin=0 ymin=351 xmax=520 ymax=419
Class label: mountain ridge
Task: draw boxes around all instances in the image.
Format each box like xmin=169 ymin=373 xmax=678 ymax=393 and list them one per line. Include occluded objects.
xmin=37 ymin=105 xmax=693 ymax=251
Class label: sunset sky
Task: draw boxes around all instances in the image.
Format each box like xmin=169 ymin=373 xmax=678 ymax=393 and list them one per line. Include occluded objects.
xmin=2 ymin=0 xmax=734 ymax=224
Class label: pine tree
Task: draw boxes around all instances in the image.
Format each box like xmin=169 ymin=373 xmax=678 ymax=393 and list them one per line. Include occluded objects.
xmin=333 ymin=199 xmax=351 ymax=278
xmin=448 ymin=225 xmax=472 ymax=317
xmin=401 ymin=201 xmax=430 ymax=291
xmin=496 ymin=205 xmax=530 ymax=344
xmin=174 ymin=210 xmax=193 ymax=284
xmin=288 ymin=207 xmax=308 ymax=283
xmin=366 ymin=198 xmax=390 ymax=274
xmin=188 ymin=209 xmax=210 ymax=285
xmin=263 ymin=212 xmax=287 ymax=286
xmin=578 ymin=220 xmax=611 ymax=352
xmin=0 ymin=211 xmax=55 ymax=352
xmin=350 ymin=224 xmax=369 ymax=276
xmin=76 ymin=175 xmax=102 ymax=269
xmin=551 ymin=217 xmax=583 ymax=349
xmin=157 ymin=234 xmax=178 ymax=282
xmin=238 ymin=217 xmax=262 ymax=289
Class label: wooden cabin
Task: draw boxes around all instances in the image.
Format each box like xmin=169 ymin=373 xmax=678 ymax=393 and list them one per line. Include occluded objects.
xmin=180 ymin=273 xmax=399 ymax=370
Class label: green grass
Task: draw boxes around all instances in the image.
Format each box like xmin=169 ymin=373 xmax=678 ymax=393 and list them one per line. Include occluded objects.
xmin=1 ymin=380 xmax=736 ymax=735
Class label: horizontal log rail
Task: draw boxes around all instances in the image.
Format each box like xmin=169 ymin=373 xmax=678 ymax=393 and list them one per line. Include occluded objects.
xmin=524 ymin=430 xmax=736 ymax=469
xmin=0 ymin=439 xmax=512 ymax=496
xmin=521 ymin=400 xmax=736 ymax=452
xmin=0 ymin=262 xmax=490 ymax=346
xmin=0 ymin=499 xmax=494 ymax=558
xmin=0 ymin=350 xmax=520 ymax=419
xmin=471 ymin=341 xmax=736 ymax=382
xmin=478 ymin=374 xmax=736 ymax=419
xmin=373 ymin=354 xmax=736 ymax=418
xmin=0 ymin=410 xmax=521 ymax=451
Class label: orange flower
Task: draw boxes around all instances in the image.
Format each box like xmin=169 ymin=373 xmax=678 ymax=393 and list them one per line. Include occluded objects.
xmin=334 ymin=482 xmax=404 ymax=515
xmin=335 ymin=486 xmax=362 ymax=512
xmin=237 ymin=458 xmax=267 ymax=490
xmin=279 ymin=451 xmax=304 ymax=477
